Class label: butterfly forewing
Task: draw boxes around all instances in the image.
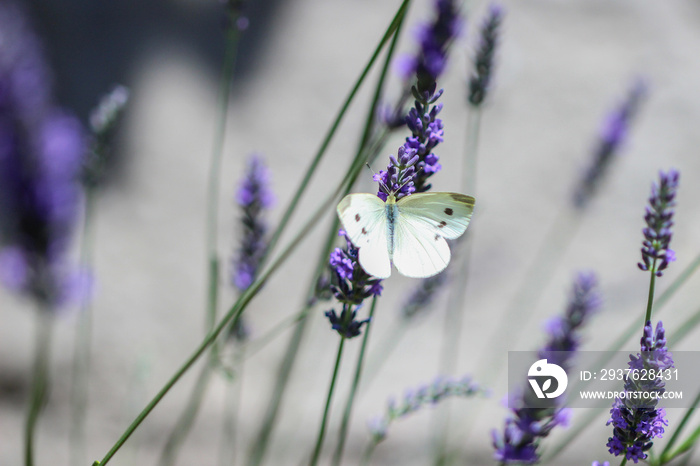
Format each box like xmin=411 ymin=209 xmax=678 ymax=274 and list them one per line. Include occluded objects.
xmin=336 ymin=193 xmax=392 ymax=278
xmin=396 ymin=192 xmax=474 ymax=240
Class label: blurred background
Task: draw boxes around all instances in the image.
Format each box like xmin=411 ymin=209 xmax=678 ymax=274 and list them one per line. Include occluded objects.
xmin=1 ymin=0 xmax=700 ymax=464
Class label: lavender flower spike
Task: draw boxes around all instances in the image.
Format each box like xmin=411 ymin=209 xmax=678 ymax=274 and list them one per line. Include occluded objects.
xmin=325 ymin=231 xmax=382 ymax=339
xmin=401 ymin=0 xmax=462 ymax=100
xmin=0 ymin=2 xmax=85 ymax=307
xmin=232 ymin=154 xmax=273 ymax=292
xmin=468 ymin=3 xmax=504 ymax=106
xmin=368 ymin=375 xmax=483 ymax=444
xmin=606 ymin=321 xmax=673 ymax=463
xmin=573 ymin=80 xmax=647 ymax=208
xmin=493 ymin=272 xmax=600 ymax=463
xmin=638 ymin=169 xmax=679 ymax=277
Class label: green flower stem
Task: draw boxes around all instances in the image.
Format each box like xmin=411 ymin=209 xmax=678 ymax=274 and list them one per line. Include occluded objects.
xmin=219 ymin=347 xmax=245 ymax=466
xmin=620 ymin=458 xmax=628 ymax=466
xmin=158 ymin=11 xmax=243 ymax=465
xmin=25 ymin=310 xmax=53 ymax=466
xmin=262 ymin=0 xmax=411 ymax=265
xmin=360 ymin=441 xmax=378 ymax=466
xmin=69 ymin=186 xmax=97 ymax=466
xmin=432 ymin=104 xmax=483 ymax=463
xmin=205 ymin=6 xmax=242 ymax=332
xmin=310 ymin=336 xmax=346 ymax=466
xmin=332 ymin=296 xmax=378 ymax=466
xmin=659 ymin=388 xmax=700 ymax=464
xmin=644 ymin=258 xmax=658 ymax=326
xmin=361 ymin=321 xmax=409 ymax=392
xmin=158 ymin=355 xmax=215 ymax=466
xmin=544 ymin=252 xmax=700 ymax=462
xmin=664 ymin=425 xmax=700 ymax=465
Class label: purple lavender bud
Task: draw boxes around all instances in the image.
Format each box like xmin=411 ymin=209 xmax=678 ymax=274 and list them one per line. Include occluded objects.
xmin=637 ymin=169 xmax=679 ymax=277
xmin=573 ymin=80 xmax=647 ymax=208
xmin=592 ymin=462 xmax=610 ymax=466
xmin=0 ymin=3 xmax=85 ymax=307
xmin=606 ymin=321 xmax=673 ymax=463
xmin=231 ymin=154 xmax=273 ymax=293
xmin=468 ymin=3 xmax=504 ymax=106
xmin=493 ymin=273 xmax=599 ymax=463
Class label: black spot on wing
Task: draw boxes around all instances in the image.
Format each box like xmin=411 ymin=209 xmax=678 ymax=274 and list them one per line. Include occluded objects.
xmin=434 ymin=234 xmax=440 ymax=241
xmin=438 ymin=221 xmax=447 ymax=228
xmin=361 ymin=227 xmax=367 ymax=235
xmin=355 ymin=213 xmax=361 ymax=222
xmin=444 ymin=208 xmax=453 ymax=216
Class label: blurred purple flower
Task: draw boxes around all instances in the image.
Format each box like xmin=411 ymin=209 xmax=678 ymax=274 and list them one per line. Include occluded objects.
xmin=468 ymin=3 xmax=504 ymax=106
xmin=573 ymin=80 xmax=647 ymax=208
xmin=231 ymin=154 xmax=273 ymax=292
xmin=638 ymin=169 xmax=679 ymax=277
xmin=0 ymin=2 xmax=85 ymax=307
xmin=493 ymin=273 xmax=600 ymax=463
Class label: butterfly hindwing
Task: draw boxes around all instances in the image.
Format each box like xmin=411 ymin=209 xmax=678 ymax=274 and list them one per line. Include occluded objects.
xmin=391 ymin=211 xmax=451 ymax=278
xmin=396 ymin=192 xmax=475 ymax=240
xmin=336 ymin=193 xmax=392 ymax=278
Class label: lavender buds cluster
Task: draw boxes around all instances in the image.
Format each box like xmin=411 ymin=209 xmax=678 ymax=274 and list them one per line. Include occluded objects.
xmin=638 ymin=169 xmax=679 ymax=277
xmin=375 ymin=0 xmax=462 ymax=201
xmin=493 ymin=273 xmax=600 ymax=463
xmin=468 ymin=4 xmax=504 ymax=107
xmin=368 ymin=375 xmax=483 ymax=443
xmin=606 ymin=321 xmax=673 ymax=463
xmin=0 ymin=2 xmax=85 ymax=307
xmin=325 ymin=231 xmax=383 ymax=338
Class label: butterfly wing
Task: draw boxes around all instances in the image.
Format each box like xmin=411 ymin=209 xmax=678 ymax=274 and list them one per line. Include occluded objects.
xmin=391 ymin=214 xmax=452 ymax=278
xmin=336 ymin=193 xmax=392 ymax=279
xmin=396 ymin=192 xmax=475 ymax=239
xmin=391 ymin=192 xmax=475 ymax=278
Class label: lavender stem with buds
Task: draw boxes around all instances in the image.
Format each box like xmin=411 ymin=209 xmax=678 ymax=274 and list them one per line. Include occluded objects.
xmin=639 ymin=170 xmax=679 ymax=325
xmin=468 ymin=3 xmax=504 ymax=107
xmin=492 ymin=273 xmax=600 ymax=463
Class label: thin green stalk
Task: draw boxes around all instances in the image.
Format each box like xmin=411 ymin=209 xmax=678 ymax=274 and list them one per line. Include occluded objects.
xmin=158 ymin=13 xmax=243 ymax=465
xmin=310 ymin=337 xmax=346 ymax=466
xmin=206 ymin=7 xmax=242 ymax=332
xmin=644 ymin=259 xmax=658 ymax=325
xmin=220 ymin=346 xmax=245 ymax=466
xmin=362 ymin=321 xmax=409 ymax=392
xmin=660 ymin=389 xmax=700 ymax=463
xmin=158 ymin=357 xmax=215 ymax=466
xmin=432 ymin=106 xmax=482 ymax=464
xmin=620 ymin=458 xmax=628 ymax=466
xmin=262 ymin=0 xmax=411 ymax=264
xmin=69 ymin=187 xmax=97 ymax=466
xmin=665 ymin=425 xmax=700 ymax=464
xmin=25 ymin=311 xmax=53 ymax=466
xmin=332 ymin=297 xmax=378 ymax=466
xmin=360 ymin=441 xmax=377 ymax=466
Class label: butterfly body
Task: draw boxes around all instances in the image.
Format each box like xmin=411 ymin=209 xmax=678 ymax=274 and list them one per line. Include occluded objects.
xmin=337 ymin=191 xmax=475 ymax=279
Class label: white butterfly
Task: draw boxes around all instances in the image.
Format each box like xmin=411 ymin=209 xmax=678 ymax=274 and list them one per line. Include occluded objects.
xmin=336 ymin=191 xmax=475 ymax=278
